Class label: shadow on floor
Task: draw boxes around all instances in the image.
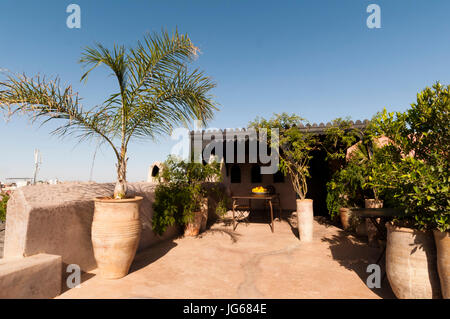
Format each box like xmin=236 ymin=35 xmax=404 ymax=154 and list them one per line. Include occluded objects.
xmin=61 ymin=264 xmax=96 ymax=294
xmin=129 ymin=240 xmax=178 ymax=274
xmin=198 ymin=227 xmax=242 ymax=243
xmin=321 ymin=230 xmax=396 ymax=299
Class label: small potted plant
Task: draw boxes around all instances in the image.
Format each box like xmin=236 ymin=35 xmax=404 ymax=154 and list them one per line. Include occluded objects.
xmin=326 ymin=161 xmax=365 ymax=231
xmin=152 ymin=156 xmax=225 ymax=237
xmin=0 ymin=30 xmax=217 ymax=279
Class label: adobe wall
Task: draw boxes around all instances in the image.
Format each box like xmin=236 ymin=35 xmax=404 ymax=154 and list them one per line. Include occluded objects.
xmin=3 ymin=182 xmax=180 ymax=272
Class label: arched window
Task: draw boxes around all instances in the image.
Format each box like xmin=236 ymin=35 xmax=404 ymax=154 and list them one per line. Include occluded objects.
xmin=151 ymin=165 xmax=160 ymax=177
xmin=251 ymin=165 xmax=262 ymax=183
xmin=230 ymin=165 xmax=241 ymax=183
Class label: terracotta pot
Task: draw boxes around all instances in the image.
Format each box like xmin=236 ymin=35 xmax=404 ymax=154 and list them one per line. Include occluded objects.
xmin=184 ymin=210 xmax=203 ymax=237
xmin=386 ymin=222 xmax=441 ymax=299
xmin=365 ymin=199 xmax=383 ymax=247
xmin=92 ymin=196 xmax=143 ymax=279
xmin=433 ymin=230 xmax=450 ymax=299
xmin=364 ymin=199 xmax=383 ymax=208
xmin=339 ymin=207 xmax=352 ymax=230
xmin=297 ymin=199 xmax=313 ymax=242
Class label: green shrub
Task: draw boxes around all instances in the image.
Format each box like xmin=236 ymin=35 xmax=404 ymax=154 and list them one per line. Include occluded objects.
xmin=370 ymin=154 xmax=449 ymax=231
xmin=0 ymin=193 xmax=9 ymax=222
xmin=152 ymin=183 xmax=196 ymax=235
xmin=326 ymin=161 xmax=365 ymax=219
xmin=152 ymin=156 xmax=227 ymax=236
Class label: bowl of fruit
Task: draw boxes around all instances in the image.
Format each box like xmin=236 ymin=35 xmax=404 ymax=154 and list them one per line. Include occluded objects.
xmin=252 ymin=186 xmax=269 ymax=195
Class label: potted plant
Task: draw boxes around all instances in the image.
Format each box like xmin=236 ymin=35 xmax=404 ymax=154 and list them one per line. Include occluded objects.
xmin=0 ymin=30 xmax=217 ymax=279
xmin=326 ymin=161 xmax=365 ymax=231
xmin=152 ymin=156 xmax=225 ymax=237
xmin=370 ymin=83 xmax=449 ymax=298
xmin=249 ymin=113 xmax=317 ymax=241
xmin=322 ymin=119 xmax=366 ymax=230
xmin=373 ymin=156 xmax=444 ymax=299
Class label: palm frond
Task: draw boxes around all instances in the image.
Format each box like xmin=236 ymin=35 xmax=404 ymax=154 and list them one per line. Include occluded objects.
xmin=0 ymin=74 xmax=121 ymax=159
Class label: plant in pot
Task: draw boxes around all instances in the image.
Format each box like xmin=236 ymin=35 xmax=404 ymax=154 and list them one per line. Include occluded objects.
xmin=369 ymin=83 xmax=449 ymax=298
xmin=347 ymin=127 xmax=394 ymax=244
xmin=249 ymin=113 xmax=317 ymax=242
xmin=326 ymin=161 xmax=365 ymax=231
xmin=322 ymin=119 xmax=365 ymax=231
xmin=0 ymin=30 xmax=217 ymax=279
xmin=152 ymin=155 xmax=225 ymax=237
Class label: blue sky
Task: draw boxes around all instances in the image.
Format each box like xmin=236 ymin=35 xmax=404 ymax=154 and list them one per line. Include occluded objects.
xmin=1 ymin=0 xmax=450 ymax=183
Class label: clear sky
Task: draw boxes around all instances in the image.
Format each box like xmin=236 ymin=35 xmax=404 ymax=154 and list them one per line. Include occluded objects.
xmin=1 ymin=0 xmax=449 ymax=183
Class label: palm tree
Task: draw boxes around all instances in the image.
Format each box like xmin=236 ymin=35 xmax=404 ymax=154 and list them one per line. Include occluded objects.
xmin=0 ymin=30 xmax=217 ymax=199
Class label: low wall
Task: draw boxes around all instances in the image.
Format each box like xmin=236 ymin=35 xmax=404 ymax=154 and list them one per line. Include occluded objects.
xmin=3 ymin=182 xmax=180 ymax=272
xmin=0 ymin=254 xmax=61 ymax=299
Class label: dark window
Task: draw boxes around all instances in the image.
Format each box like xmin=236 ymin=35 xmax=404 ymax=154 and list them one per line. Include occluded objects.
xmin=230 ymin=165 xmax=241 ymax=183
xmin=273 ymin=169 xmax=285 ymax=183
xmin=251 ymin=165 xmax=262 ymax=183
xmin=151 ymin=165 xmax=160 ymax=177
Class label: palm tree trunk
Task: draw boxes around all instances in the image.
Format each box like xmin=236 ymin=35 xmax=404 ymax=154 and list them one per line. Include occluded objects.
xmin=114 ymin=156 xmax=127 ymax=199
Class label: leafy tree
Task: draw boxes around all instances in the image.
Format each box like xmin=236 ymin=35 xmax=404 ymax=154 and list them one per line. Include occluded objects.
xmin=368 ymin=83 xmax=450 ymax=231
xmin=0 ymin=30 xmax=217 ymax=199
xmin=249 ymin=113 xmax=318 ymax=200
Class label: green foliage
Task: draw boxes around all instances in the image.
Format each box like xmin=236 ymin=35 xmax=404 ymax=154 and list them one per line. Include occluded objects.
xmin=371 ymin=82 xmax=449 ymax=163
xmin=0 ymin=30 xmax=217 ymax=199
xmin=152 ymin=183 xmax=196 ymax=236
xmin=322 ymin=117 xmax=362 ymax=171
xmin=249 ymin=113 xmax=318 ymax=199
xmin=369 ymin=155 xmax=449 ymax=231
xmin=0 ymin=193 xmax=9 ymax=222
xmin=152 ymin=156 xmax=226 ymax=235
xmin=368 ymin=83 xmax=450 ymax=231
xmin=326 ymin=162 xmax=365 ymax=218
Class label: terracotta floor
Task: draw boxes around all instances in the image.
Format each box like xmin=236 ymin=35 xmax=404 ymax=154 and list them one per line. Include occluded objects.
xmin=58 ymin=215 xmax=395 ymax=299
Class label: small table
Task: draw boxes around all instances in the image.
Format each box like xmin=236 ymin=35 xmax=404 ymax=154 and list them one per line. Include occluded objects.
xmin=350 ymin=208 xmax=399 ymax=242
xmin=231 ymin=194 xmax=281 ymax=233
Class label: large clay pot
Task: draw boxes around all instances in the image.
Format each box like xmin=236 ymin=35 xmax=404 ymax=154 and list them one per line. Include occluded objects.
xmin=433 ymin=230 xmax=450 ymax=299
xmin=365 ymin=199 xmax=383 ymax=247
xmin=297 ymin=199 xmax=313 ymax=242
xmin=386 ymin=222 xmax=441 ymax=299
xmin=92 ymin=196 xmax=143 ymax=279
xmin=184 ymin=210 xmax=203 ymax=237
xmin=339 ymin=207 xmax=352 ymax=230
